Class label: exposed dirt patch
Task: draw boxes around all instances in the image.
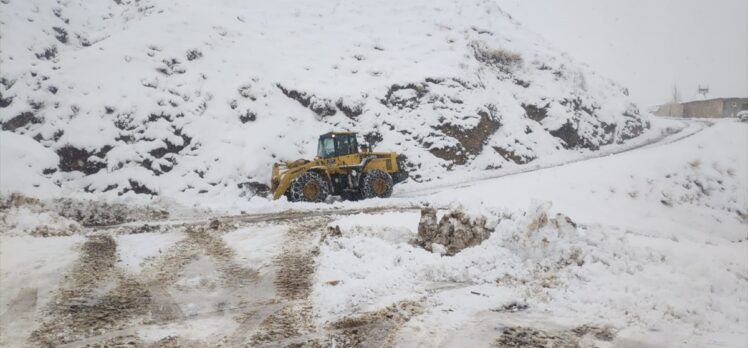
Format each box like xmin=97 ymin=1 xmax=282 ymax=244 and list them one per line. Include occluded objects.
xmin=326 ymin=301 xmax=424 ymax=347
xmin=78 ymin=234 xmax=118 ymax=274
xmin=363 ymin=131 xmax=383 ymax=148
xmin=239 ymin=109 xmax=258 ymax=123
xmin=147 ymin=131 xmax=192 ymax=162
xmin=185 ymin=49 xmax=203 ymax=61
xmin=0 ymin=192 xmax=42 ymax=210
xmin=431 ymin=107 xmax=501 ymax=165
xmin=493 ymin=325 xmax=616 ymax=348
xmin=549 ymin=120 xmax=583 ymax=150
xmin=0 ymin=92 xmax=13 ymax=108
xmin=522 ymin=103 xmax=549 ymax=123
xmin=145 ymin=335 xmax=206 ymax=347
xmin=11 ymin=206 xmax=429 ymax=346
xmin=548 ymin=99 xmax=649 ymax=150
xmin=250 ymin=219 xmax=327 ymax=346
xmin=490 ymin=301 xmax=529 ymax=313
xmin=28 ymin=235 xmax=147 ymax=347
xmin=0 ymin=194 xmax=82 ymax=237
xmin=571 ymin=325 xmax=616 ymax=342
xmin=35 ymin=46 xmax=57 ymax=60
xmin=25 ymin=218 xmax=264 ymax=346
xmin=273 ymin=220 xmax=325 ymax=301
xmin=109 ymin=223 xmax=174 ymax=235
xmin=619 ymin=114 xmax=649 ymax=143
xmin=381 ymin=82 xmax=428 ymax=110
xmin=138 ymin=222 xmax=257 ymax=290
xmin=548 ymin=118 xmax=615 ymax=150
xmin=471 ymin=42 xmax=523 ymax=74
xmin=184 ymin=225 xmax=259 ymax=287
xmin=274 ymin=250 xmax=316 ymax=301
xmin=250 ymin=302 xmax=317 ymax=346
xmin=238 ymin=181 xmax=270 ymax=198
xmin=335 ymin=97 xmax=364 ymax=119
xmin=81 ymin=334 xmax=143 ymax=347
xmin=51 ymin=198 xmax=169 ymax=227
xmin=416 ymin=207 xmax=493 ymax=255
xmin=493 ymin=146 xmax=535 ymax=164
xmin=494 ymin=326 xmax=578 ymax=348
xmin=156 ymin=58 xmax=186 ymax=76
xmin=56 ymin=145 xmax=112 ymax=175
xmin=277 ymin=84 xmax=337 ymax=117
xmin=52 ymin=26 xmax=68 ymax=43
xmin=2 ymin=111 xmax=41 ymax=131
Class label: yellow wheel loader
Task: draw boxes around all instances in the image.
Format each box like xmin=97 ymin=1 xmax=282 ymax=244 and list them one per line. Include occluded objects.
xmin=270 ymin=131 xmax=408 ymax=202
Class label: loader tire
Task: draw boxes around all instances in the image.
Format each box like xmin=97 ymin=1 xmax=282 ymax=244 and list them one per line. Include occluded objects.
xmin=361 ymin=170 xmax=393 ymax=199
xmin=286 ymin=171 xmax=329 ymax=203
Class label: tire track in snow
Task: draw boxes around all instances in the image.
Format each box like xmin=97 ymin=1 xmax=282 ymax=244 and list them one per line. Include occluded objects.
xmin=35 ymin=221 xmax=265 ymax=347
xmin=247 ymin=218 xmax=328 ymax=347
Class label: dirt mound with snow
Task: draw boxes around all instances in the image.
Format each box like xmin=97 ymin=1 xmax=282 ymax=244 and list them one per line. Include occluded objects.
xmin=494 ymin=325 xmax=615 ymax=348
xmin=0 ymin=0 xmax=654 ymax=204
xmin=0 ymin=193 xmax=168 ymax=236
xmin=327 ymin=301 xmax=424 ymax=347
xmin=416 ymin=207 xmax=493 ymax=255
xmin=50 ymin=198 xmax=168 ymax=227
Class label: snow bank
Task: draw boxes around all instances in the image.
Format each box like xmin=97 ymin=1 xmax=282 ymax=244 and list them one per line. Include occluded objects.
xmin=0 ymin=194 xmax=81 ymax=237
xmin=314 ymin=201 xmax=748 ymax=346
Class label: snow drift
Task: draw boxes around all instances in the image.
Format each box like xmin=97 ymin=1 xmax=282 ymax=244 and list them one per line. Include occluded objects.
xmin=0 ymin=0 xmax=651 ymax=204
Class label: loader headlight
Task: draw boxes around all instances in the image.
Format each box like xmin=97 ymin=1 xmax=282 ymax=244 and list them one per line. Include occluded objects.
xmin=351 ymin=169 xmax=357 ymax=176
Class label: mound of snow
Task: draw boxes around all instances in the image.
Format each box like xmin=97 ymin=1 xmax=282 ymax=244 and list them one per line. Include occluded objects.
xmin=314 ymin=202 xmax=748 ymax=346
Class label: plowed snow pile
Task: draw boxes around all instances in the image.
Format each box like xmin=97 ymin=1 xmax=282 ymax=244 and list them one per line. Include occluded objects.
xmin=316 ymin=202 xmax=747 ymax=347
xmin=0 ymin=193 xmax=168 ymax=236
xmin=0 ymin=0 xmax=659 ymax=207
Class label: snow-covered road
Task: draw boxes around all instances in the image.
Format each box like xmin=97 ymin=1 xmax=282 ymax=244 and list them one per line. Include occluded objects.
xmin=1 ymin=118 xmax=746 ymax=347
xmin=395 ymin=118 xmax=711 ymax=198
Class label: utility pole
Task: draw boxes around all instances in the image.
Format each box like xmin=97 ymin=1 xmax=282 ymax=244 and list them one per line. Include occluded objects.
xmin=698 ymin=85 xmax=710 ymax=99
xmin=671 ymin=84 xmax=681 ymax=104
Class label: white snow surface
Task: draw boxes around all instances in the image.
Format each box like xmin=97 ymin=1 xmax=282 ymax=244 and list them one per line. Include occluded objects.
xmin=0 ymin=0 xmax=657 ymax=209
xmin=0 ymin=235 xmax=83 ymax=314
xmin=0 ymin=0 xmax=745 ymax=346
xmin=222 ymin=224 xmax=287 ymax=272
xmin=116 ymin=232 xmax=184 ymax=273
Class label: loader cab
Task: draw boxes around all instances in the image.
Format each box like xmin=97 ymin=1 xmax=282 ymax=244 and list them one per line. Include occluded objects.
xmin=317 ymin=132 xmax=359 ymax=158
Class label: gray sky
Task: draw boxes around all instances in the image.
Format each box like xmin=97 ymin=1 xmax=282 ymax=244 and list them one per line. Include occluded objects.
xmin=499 ymin=0 xmax=748 ymax=107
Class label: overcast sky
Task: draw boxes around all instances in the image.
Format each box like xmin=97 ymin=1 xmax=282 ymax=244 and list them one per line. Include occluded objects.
xmin=499 ymin=0 xmax=748 ymax=107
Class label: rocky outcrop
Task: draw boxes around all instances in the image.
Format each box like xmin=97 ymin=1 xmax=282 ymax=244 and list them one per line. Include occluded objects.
xmin=416 ymin=207 xmax=493 ymax=255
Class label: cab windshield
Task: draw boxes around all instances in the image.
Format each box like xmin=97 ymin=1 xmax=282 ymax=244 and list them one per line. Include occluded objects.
xmin=317 ymin=137 xmax=336 ymax=158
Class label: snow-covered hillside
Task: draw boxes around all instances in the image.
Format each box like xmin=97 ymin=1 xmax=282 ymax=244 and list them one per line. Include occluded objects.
xmin=0 ymin=0 xmax=654 ymax=205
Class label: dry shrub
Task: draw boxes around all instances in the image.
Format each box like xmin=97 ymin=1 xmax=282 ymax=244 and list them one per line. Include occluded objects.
xmin=471 ymin=42 xmax=523 ymax=72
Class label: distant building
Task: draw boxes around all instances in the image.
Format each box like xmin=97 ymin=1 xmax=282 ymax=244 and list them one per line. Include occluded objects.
xmin=654 ymin=98 xmax=748 ymax=118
